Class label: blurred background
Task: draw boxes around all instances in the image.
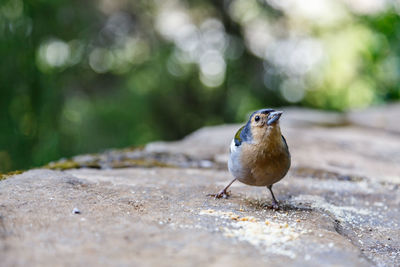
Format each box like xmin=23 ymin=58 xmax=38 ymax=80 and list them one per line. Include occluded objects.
xmin=1 ymin=0 xmax=400 ymax=172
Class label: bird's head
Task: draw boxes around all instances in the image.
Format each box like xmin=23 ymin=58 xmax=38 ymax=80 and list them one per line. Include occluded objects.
xmin=249 ymin=109 xmax=283 ymax=128
xmin=247 ymin=108 xmax=283 ymax=143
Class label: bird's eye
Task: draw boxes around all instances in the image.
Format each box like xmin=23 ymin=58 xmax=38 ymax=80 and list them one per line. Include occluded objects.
xmin=255 ymin=115 xmax=260 ymax=122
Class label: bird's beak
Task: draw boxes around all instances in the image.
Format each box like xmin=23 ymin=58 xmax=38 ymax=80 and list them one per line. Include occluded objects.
xmin=267 ymin=111 xmax=283 ymax=125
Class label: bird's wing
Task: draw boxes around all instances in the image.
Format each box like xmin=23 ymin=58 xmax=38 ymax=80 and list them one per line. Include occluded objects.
xmin=234 ymin=125 xmax=245 ymax=146
xmin=281 ymin=135 xmax=290 ymax=155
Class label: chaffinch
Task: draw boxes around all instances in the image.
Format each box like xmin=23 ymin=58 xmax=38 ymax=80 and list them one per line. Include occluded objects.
xmin=212 ymin=108 xmax=291 ymax=209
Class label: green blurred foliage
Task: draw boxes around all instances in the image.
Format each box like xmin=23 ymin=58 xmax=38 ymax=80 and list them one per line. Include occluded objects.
xmin=1 ymin=0 xmax=399 ymax=172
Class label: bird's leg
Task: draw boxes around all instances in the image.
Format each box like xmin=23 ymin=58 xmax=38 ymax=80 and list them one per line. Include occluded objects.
xmin=209 ymin=178 xmax=237 ymax=199
xmin=267 ymin=185 xmax=279 ymax=210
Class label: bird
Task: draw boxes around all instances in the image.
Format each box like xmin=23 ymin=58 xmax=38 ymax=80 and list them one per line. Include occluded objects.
xmin=211 ymin=108 xmax=290 ymax=209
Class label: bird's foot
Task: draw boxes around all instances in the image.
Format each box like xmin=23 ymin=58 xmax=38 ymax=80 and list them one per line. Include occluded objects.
xmin=263 ymin=201 xmax=280 ymax=210
xmin=208 ymin=189 xmax=231 ymax=199
xmin=271 ymin=202 xmax=279 ymax=210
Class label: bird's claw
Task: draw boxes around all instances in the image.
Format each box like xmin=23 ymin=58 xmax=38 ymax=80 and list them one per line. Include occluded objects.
xmin=263 ymin=202 xmax=280 ymax=210
xmin=271 ymin=203 xmax=280 ymax=210
xmin=208 ymin=190 xmax=231 ymax=199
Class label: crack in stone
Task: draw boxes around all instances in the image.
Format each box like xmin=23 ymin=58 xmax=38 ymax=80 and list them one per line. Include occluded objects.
xmin=0 ymin=215 xmax=7 ymax=239
xmin=292 ymin=167 xmax=365 ymax=182
xmin=330 ymin=214 xmax=375 ymax=266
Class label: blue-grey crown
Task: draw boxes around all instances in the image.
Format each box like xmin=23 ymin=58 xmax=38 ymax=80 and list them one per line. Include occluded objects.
xmin=249 ymin=108 xmax=275 ymax=120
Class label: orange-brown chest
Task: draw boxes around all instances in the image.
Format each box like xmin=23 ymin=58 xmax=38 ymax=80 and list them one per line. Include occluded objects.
xmin=238 ymin=126 xmax=290 ymax=186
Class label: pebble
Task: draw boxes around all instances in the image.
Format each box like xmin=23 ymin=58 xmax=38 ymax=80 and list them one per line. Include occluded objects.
xmin=72 ymin=208 xmax=81 ymax=214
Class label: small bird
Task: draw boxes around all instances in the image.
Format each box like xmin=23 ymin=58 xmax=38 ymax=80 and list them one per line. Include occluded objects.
xmin=211 ymin=108 xmax=290 ymax=209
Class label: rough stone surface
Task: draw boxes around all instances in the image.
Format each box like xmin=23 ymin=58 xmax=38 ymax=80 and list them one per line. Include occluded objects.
xmin=348 ymin=103 xmax=400 ymax=134
xmin=1 ymin=106 xmax=400 ymax=266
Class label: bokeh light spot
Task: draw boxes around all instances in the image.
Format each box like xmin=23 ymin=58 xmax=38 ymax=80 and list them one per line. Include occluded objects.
xmin=89 ymin=48 xmax=114 ymax=73
xmin=1 ymin=0 xmax=23 ymax=20
xmin=37 ymin=39 xmax=70 ymax=70
xmin=199 ymin=50 xmax=226 ymax=88
xmin=280 ymin=78 xmax=305 ymax=103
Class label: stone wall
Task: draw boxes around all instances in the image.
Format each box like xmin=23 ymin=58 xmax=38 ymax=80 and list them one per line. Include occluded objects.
xmin=1 ymin=106 xmax=399 ymax=266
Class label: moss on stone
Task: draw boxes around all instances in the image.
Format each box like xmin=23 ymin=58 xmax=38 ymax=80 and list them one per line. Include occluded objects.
xmin=0 ymin=170 xmax=24 ymax=181
xmin=44 ymin=160 xmax=83 ymax=170
xmin=43 ymin=157 xmax=173 ymax=171
xmin=109 ymin=159 xmax=173 ymax=168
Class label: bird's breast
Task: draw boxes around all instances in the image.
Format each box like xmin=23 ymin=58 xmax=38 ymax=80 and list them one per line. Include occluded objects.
xmin=236 ymin=141 xmax=290 ymax=186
